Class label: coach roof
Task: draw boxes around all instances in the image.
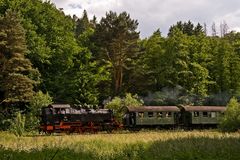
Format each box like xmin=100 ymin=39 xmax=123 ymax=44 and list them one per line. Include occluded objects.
xmin=127 ymin=106 xmax=180 ymax=112
xmin=182 ymin=106 xmax=226 ymax=112
xmin=48 ymin=104 xmax=71 ymax=108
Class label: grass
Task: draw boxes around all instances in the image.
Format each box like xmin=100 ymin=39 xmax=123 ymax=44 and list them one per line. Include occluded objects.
xmin=0 ymin=130 xmax=240 ymax=160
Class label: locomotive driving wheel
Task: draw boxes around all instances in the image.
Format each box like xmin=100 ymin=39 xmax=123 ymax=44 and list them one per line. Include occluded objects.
xmin=88 ymin=122 xmax=97 ymax=133
xmin=76 ymin=122 xmax=84 ymax=133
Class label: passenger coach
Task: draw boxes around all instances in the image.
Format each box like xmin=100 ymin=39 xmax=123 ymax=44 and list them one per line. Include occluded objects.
xmin=123 ymin=106 xmax=181 ymax=130
xmin=180 ymin=106 xmax=226 ymax=128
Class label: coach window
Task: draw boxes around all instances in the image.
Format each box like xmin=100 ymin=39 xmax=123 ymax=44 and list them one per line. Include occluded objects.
xmin=193 ymin=112 xmax=199 ymax=117
xmin=157 ymin=112 xmax=163 ymax=118
xmin=203 ymin=112 xmax=208 ymax=117
xmin=148 ymin=112 xmax=154 ymax=117
xmin=211 ymin=112 xmax=216 ymax=118
xmin=166 ymin=112 xmax=172 ymax=117
xmin=138 ymin=112 xmax=144 ymax=118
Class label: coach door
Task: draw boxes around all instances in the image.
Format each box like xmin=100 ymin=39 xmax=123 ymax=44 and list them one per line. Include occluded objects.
xmin=174 ymin=112 xmax=184 ymax=125
xmin=129 ymin=112 xmax=136 ymax=126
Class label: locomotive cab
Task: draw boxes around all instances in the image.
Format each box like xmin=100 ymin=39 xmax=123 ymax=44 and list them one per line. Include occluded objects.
xmin=40 ymin=104 xmax=71 ymax=133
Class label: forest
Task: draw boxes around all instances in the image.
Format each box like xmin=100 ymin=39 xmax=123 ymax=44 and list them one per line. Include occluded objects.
xmin=1 ymin=0 xmax=240 ymax=131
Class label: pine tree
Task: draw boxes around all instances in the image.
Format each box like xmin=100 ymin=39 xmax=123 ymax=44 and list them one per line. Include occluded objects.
xmin=0 ymin=10 xmax=40 ymax=104
xmin=75 ymin=10 xmax=90 ymax=37
xmin=94 ymin=11 xmax=139 ymax=95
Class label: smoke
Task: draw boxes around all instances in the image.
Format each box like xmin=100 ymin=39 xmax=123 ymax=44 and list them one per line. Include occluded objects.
xmin=205 ymin=92 xmax=231 ymax=106
xmin=142 ymin=85 xmax=188 ymax=105
xmin=142 ymin=86 xmax=232 ymax=106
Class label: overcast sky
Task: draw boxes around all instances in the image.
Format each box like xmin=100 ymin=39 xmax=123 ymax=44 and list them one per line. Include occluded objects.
xmin=50 ymin=0 xmax=240 ymax=38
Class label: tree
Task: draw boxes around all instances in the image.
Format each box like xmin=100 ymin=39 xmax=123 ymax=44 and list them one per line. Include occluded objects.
xmin=168 ymin=21 xmax=204 ymax=36
xmin=211 ymin=22 xmax=217 ymax=36
xmin=28 ymin=91 xmax=52 ymax=114
xmin=130 ymin=29 xmax=166 ymax=93
xmin=64 ymin=47 xmax=109 ymax=105
xmin=26 ymin=91 xmax=52 ymax=131
xmin=105 ymin=93 xmax=143 ymax=122
xmin=0 ymin=10 xmax=40 ymax=105
xmin=203 ymin=23 xmax=207 ymax=35
xmin=208 ymin=38 xmax=232 ymax=93
xmin=220 ymin=21 xmax=229 ymax=37
xmin=223 ymin=32 xmax=240 ymax=96
xmin=165 ymin=28 xmax=191 ymax=89
xmin=94 ymin=11 xmax=139 ymax=95
xmin=75 ymin=10 xmax=91 ymax=37
xmin=0 ymin=0 xmax=106 ymax=105
xmin=2 ymin=53 xmax=40 ymax=103
xmin=220 ymin=97 xmax=240 ymax=132
xmin=187 ymin=33 xmax=212 ymax=97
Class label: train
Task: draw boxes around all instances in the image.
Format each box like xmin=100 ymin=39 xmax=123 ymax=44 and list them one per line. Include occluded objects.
xmin=39 ymin=104 xmax=226 ymax=133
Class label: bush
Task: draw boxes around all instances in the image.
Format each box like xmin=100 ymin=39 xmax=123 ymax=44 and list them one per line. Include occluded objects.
xmin=26 ymin=91 xmax=52 ymax=131
xmin=28 ymin=91 xmax=52 ymax=114
xmin=25 ymin=113 xmax=40 ymax=132
xmin=220 ymin=97 xmax=240 ymax=132
xmin=105 ymin=93 xmax=143 ymax=122
xmin=9 ymin=112 xmax=26 ymax=137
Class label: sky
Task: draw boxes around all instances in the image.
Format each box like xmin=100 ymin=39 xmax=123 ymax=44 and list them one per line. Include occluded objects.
xmin=50 ymin=0 xmax=240 ymax=38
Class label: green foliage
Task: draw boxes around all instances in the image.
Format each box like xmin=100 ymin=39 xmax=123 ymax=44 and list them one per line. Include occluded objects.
xmin=0 ymin=10 xmax=40 ymax=104
xmin=75 ymin=10 xmax=91 ymax=37
xmin=28 ymin=91 xmax=52 ymax=114
xmin=9 ymin=112 xmax=25 ymax=137
xmin=26 ymin=91 xmax=52 ymax=131
xmin=24 ymin=113 xmax=39 ymax=132
xmin=1 ymin=0 xmax=240 ymax=107
xmin=133 ymin=30 xmax=166 ymax=92
xmin=124 ymin=93 xmax=144 ymax=107
xmin=105 ymin=93 xmax=143 ymax=121
xmin=94 ymin=11 xmax=139 ymax=95
xmin=2 ymin=53 xmax=40 ymax=103
xmin=168 ymin=21 xmax=204 ymax=36
xmin=220 ymin=97 xmax=240 ymax=132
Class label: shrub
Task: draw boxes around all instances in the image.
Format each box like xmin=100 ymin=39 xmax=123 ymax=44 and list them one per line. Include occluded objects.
xmin=26 ymin=91 xmax=52 ymax=131
xmin=25 ymin=113 xmax=40 ymax=132
xmin=28 ymin=91 xmax=52 ymax=114
xmin=220 ymin=97 xmax=240 ymax=132
xmin=105 ymin=93 xmax=143 ymax=122
xmin=9 ymin=112 xmax=26 ymax=137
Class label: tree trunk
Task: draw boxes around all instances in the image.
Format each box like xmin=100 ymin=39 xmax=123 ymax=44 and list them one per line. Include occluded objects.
xmin=114 ymin=66 xmax=123 ymax=95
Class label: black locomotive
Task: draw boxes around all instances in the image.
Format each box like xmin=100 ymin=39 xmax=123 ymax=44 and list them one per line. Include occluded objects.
xmin=40 ymin=104 xmax=121 ymax=133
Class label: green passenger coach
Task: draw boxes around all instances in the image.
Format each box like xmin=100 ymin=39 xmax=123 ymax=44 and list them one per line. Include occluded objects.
xmin=181 ymin=106 xmax=226 ymax=127
xmin=125 ymin=106 xmax=181 ymax=129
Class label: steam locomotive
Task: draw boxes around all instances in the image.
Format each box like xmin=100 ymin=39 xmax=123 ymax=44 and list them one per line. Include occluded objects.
xmin=39 ymin=104 xmax=226 ymax=133
xmin=39 ymin=104 xmax=121 ymax=134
